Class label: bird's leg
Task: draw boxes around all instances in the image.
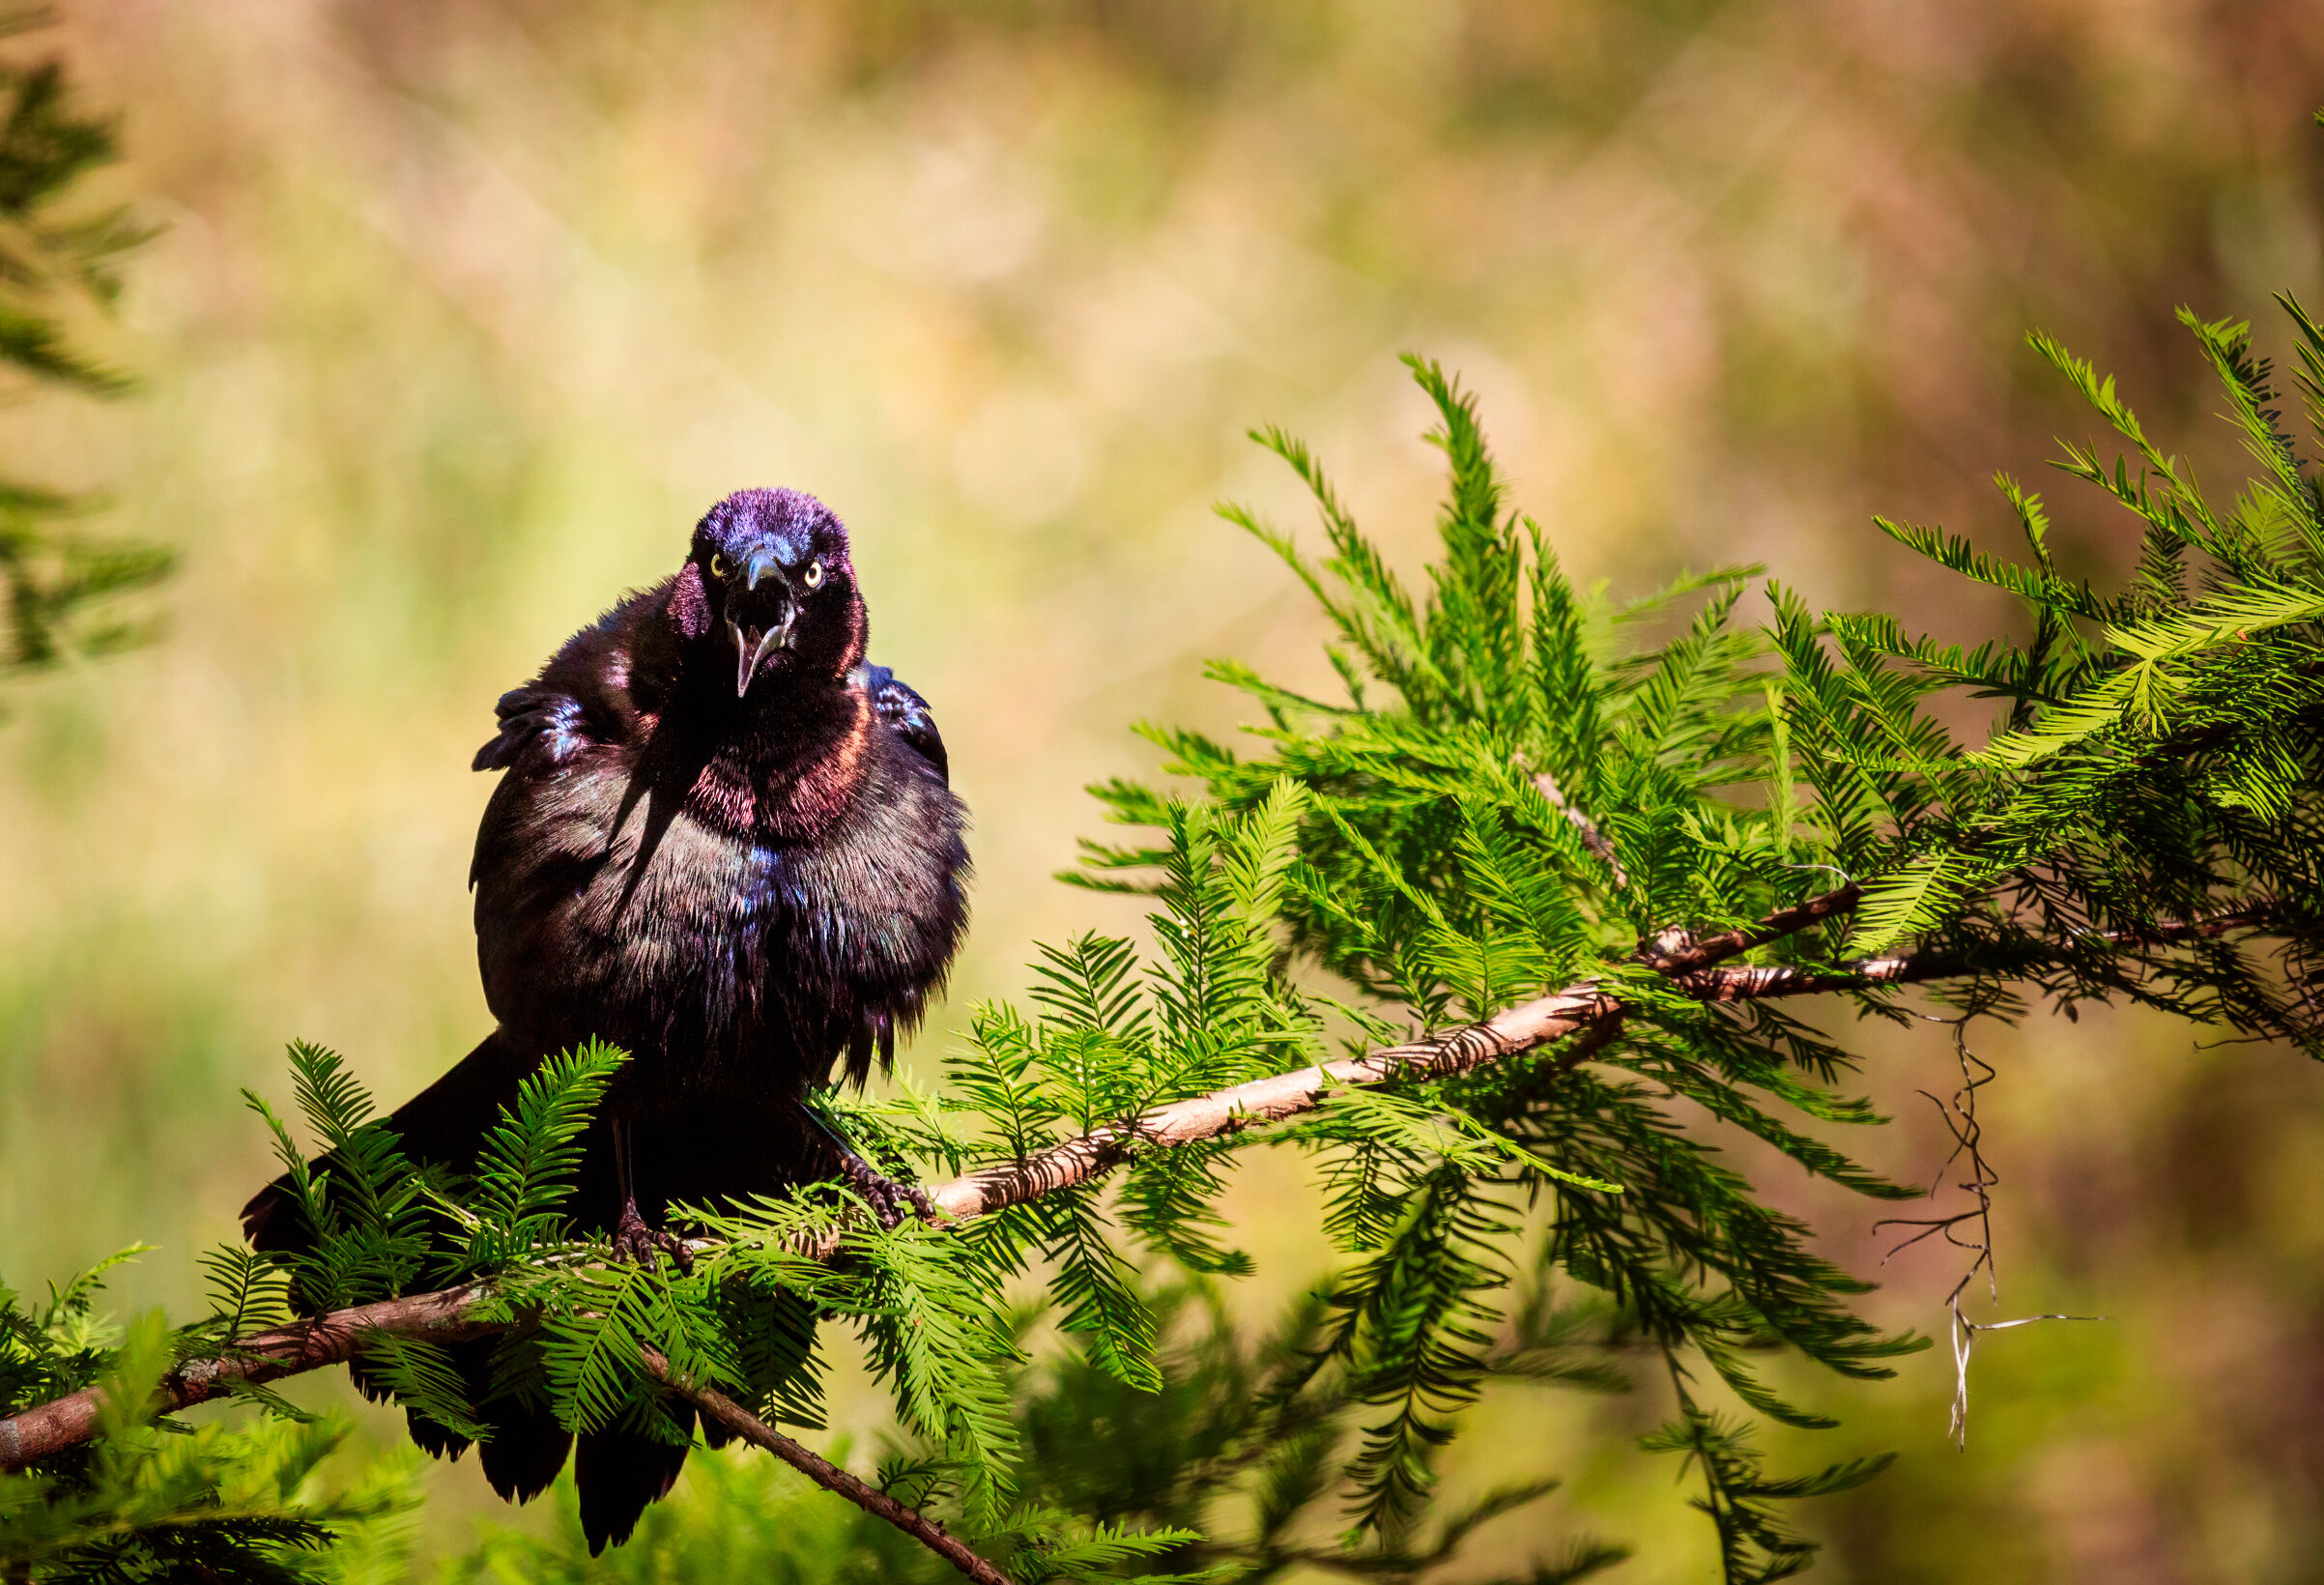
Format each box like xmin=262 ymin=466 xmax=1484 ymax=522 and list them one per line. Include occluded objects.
xmin=798 ymin=1099 xmax=945 ymax=1230
xmin=607 ymin=1117 xmax=693 ymax=1274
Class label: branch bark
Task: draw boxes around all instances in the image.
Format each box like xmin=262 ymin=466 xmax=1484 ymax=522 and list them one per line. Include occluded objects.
xmin=0 ymin=1283 xmax=497 ymax=1473
xmin=1638 ymin=881 xmax=1864 ymax=972
xmin=0 ymin=896 xmax=2272 ymax=1476
xmin=924 ymin=985 xmax=1622 ymax=1223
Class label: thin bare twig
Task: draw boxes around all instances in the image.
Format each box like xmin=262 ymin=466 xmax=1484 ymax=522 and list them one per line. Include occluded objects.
xmin=1523 ymin=763 xmax=1630 ymax=889
xmin=1875 ymin=1015 xmax=2003 ymax=1446
xmin=1871 ymin=1011 xmax=2100 ymax=1447
xmin=643 ymin=1351 xmax=1013 ymax=1585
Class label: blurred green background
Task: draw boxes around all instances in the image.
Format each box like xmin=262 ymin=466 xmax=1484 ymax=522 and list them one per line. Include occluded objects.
xmin=5 ymin=2 xmax=2324 ymax=1579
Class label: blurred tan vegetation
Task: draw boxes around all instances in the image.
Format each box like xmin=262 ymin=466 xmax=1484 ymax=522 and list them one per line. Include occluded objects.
xmin=3 ymin=1 xmax=2324 ymax=1579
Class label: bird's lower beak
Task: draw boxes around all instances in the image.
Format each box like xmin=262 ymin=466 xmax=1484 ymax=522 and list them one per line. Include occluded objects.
xmin=730 ymin=614 xmax=792 ymax=697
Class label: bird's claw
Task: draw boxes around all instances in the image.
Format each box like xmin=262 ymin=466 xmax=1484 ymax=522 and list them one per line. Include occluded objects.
xmin=836 ymin=1151 xmax=945 ymax=1230
xmin=610 ymin=1202 xmax=694 ymax=1274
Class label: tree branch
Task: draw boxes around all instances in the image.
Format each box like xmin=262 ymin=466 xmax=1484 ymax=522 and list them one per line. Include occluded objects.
xmin=0 ymin=904 xmax=2276 ymax=1474
xmin=1524 ymin=764 xmax=1630 ymax=889
xmin=0 ymin=1282 xmax=498 ymax=1470
xmin=925 ymin=986 xmax=1623 ymax=1222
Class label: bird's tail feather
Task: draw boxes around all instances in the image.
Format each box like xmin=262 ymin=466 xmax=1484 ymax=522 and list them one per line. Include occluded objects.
xmin=347 ymin=1338 xmax=695 ymax=1544
xmin=576 ymin=1414 xmax=694 ymax=1555
xmin=478 ymin=1398 xmax=575 ymax=1505
xmin=343 ymin=1337 xmax=574 ymax=1502
xmin=241 ymin=1026 xmax=706 ymax=1547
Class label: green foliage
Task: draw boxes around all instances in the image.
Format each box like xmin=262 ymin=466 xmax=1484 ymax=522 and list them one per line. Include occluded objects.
xmin=241 ymin=1042 xmax=437 ymax=1313
xmin=0 ymin=17 xmax=166 ymax=688
xmin=445 ymin=1280 xmax=1627 ymax=1585
xmin=1072 ymin=319 xmax=2324 ymax=1575
xmin=1640 ymin=1374 xmax=1890 ymax=1585
xmin=454 ymin=1041 xmax=625 ymax=1271
xmin=0 ymin=1245 xmax=151 ymax=1418
xmin=1071 ymin=358 xmax=1928 ymax=1571
xmin=1 ymin=1261 xmax=418 ymax=1583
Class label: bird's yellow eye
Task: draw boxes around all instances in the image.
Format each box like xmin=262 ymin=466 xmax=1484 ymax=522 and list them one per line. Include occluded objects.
xmin=709 ymin=552 xmax=728 ymax=578
xmin=803 ymin=560 xmax=824 ymax=590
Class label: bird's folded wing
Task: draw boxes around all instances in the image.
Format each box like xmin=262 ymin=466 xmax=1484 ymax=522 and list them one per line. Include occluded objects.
xmin=473 ymin=686 xmax=589 ymax=771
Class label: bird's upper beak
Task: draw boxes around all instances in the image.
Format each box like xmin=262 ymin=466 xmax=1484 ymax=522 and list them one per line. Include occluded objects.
xmin=728 ymin=553 xmax=794 ymax=697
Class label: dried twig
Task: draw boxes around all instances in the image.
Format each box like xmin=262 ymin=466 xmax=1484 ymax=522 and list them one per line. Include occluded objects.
xmin=644 ymin=1351 xmax=1013 ymax=1585
xmin=1523 ymin=763 xmax=1630 ymax=889
xmin=1872 ymin=1012 xmax=2099 ymax=1447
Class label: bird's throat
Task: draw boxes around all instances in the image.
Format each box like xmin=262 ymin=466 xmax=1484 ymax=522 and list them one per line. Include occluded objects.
xmin=676 ymin=672 xmax=874 ymax=840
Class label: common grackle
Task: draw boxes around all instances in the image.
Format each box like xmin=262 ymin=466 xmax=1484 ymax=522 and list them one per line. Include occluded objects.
xmin=243 ymin=487 xmax=970 ymax=1550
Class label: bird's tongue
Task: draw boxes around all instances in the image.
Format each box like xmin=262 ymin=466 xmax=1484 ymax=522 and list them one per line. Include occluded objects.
xmin=730 ymin=617 xmax=788 ymax=697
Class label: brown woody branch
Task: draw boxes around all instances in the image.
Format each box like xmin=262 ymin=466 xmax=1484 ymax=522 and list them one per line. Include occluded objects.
xmin=0 ymin=896 xmax=2274 ymax=1481
xmin=923 ymin=984 xmax=1623 ymax=1223
xmin=0 ymin=1282 xmax=499 ymax=1474
xmin=1667 ymin=910 xmax=2277 ymax=1003
xmin=1 ymin=981 xmax=1645 ymax=1473
xmin=1639 ymin=881 xmax=1864 ymax=972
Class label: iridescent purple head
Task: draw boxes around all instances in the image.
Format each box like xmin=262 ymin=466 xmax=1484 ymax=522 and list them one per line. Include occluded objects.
xmin=678 ymin=488 xmax=866 ymax=697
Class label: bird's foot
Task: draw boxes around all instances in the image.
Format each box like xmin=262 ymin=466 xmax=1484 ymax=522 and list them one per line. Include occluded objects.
xmin=609 ymin=1202 xmax=694 ymax=1274
xmin=835 ymin=1149 xmax=946 ymax=1230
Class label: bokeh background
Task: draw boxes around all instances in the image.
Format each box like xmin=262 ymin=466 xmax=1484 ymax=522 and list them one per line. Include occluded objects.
xmin=5 ymin=2 xmax=2324 ymax=1579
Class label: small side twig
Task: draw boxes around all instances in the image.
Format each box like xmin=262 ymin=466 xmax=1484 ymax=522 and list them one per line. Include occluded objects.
xmin=1522 ymin=762 xmax=1629 ymax=889
xmin=643 ymin=1351 xmax=1012 ymax=1585
xmin=1638 ymin=880 xmax=1865 ymax=971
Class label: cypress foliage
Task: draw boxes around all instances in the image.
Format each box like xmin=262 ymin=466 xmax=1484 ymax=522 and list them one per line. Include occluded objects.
xmin=1 ymin=1254 xmax=418 ymax=1581
xmin=0 ymin=17 xmax=164 ymax=688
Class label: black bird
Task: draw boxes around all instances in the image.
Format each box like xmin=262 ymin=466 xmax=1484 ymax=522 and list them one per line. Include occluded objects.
xmin=243 ymin=487 xmax=970 ymax=1550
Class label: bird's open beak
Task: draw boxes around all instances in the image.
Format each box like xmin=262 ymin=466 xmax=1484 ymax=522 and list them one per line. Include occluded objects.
xmin=726 ymin=552 xmax=796 ymax=697
xmin=730 ymin=613 xmax=793 ymax=697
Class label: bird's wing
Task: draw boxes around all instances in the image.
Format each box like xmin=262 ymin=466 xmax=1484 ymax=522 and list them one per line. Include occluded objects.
xmin=473 ymin=586 xmax=674 ymax=774
xmin=472 ymin=686 xmax=589 ymax=771
xmin=864 ymin=664 xmax=950 ymax=785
